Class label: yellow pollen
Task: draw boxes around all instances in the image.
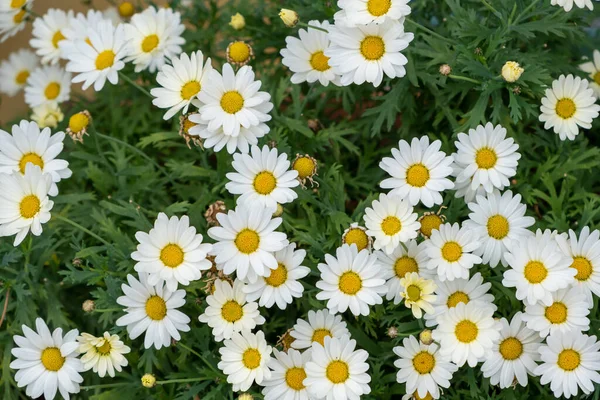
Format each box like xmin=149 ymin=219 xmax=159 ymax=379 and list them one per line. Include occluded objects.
xmin=264 ymin=263 xmax=288 ymax=287
xmin=419 ymin=214 xmax=442 ymax=237
xmin=118 ymin=2 xmax=135 ymax=18
xmin=406 ymin=163 xmax=430 ymax=187
xmin=326 ymin=360 xmax=349 ymax=384
xmin=20 ymin=195 xmax=41 ymax=219
xmin=293 ymin=156 xmax=316 ymax=179
xmin=181 ymin=81 xmax=201 ymax=100
xmin=85 ymin=38 xmax=92 ymax=46
xmin=15 ymin=70 xmax=29 ymax=85
xmin=142 ymin=34 xmax=159 ymax=53
xmin=557 ymin=349 xmax=581 ymax=371
xmin=253 ymin=171 xmax=277 ymax=195
xmin=455 ymin=320 xmax=478 ymax=343
xmin=394 ymin=256 xmax=418 ymax=278
xmin=555 ymin=98 xmax=576 ymax=119
xmin=95 ymin=50 xmax=116 ymax=70
xmin=44 ymin=82 xmax=60 ymax=100
xmin=285 ymin=367 xmax=307 ymax=390
xmin=367 ymin=0 xmax=391 ymax=16
xmin=338 ymin=271 xmax=362 ymax=295
xmin=360 ymin=36 xmax=385 ymax=61
xmin=221 ymin=300 xmax=244 ymax=322
xmin=160 ymin=244 xmax=184 ymax=268
xmin=220 ymin=91 xmax=244 ymax=114
xmin=475 ymin=147 xmax=498 ymax=169
xmin=487 ymin=214 xmax=509 ymax=239
xmin=413 ymin=393 xmax=434 ymax=400
xmin=235 ymin=229 xmax=260 ymax=254
xmin=182 ymin=117 xmax=197 ymax=134
xmin=68 ymin=113 xmax=89 ymax=133
xmin=594 ymin=72 xmax=600 ymax=86
xmin=242 ymin=348 xmax=261 ymax=369
xmin=11 ymin=0 xmax=26 ymax=9
xmin=13 ymin=9 xmax=25 ymax=23
xmin=310 ymin=51 xmax=330 ymax=72
xmin=343 ymin=228 xmax=369 ymax=251
xmin=499 ymin=337 xmax=523 ymax=361
xmin=441 ymin=241 xmax=462 ymax=262
xmin=19 ymin=152 xmax=44 ymax=173
xmin=52 ymin=31 xmax=65 ymax=48
xmin=228 ymin=41 xmax=251 ymax=63
xmin=523 ymin=261 xmax=548 ymax=284
xmin=545 ymin=302 xmax=568 ymax=324
xmin=446 ymin=291 xmax=469 ymax=308
xmin=406 ymin=284 xmax=421 ymax=302
xmin=97 ymin=340 xmax=112 ymax=355
xmin=311 ymin=329 xmax=331 ymax=346
xmin=41 ymin=347 xmax=65 ymax=371
xmin=381 ymin=216 xmax=402 ymax=236
xmin=571 ymin=256 xmax=593 ymax=281
xmin=145 ymin=295 xmax=167 ymax=320
xmin=412 ymin=351 xmax=435 ymax=374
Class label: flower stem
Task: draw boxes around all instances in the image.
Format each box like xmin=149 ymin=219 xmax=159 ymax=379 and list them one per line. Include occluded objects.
xmin=297 ymin=22 xmax=328 ymax=33
xmin=405 ymin=19 xmax=453 ymax=43
xmin=448 ymin=74 xmax=482 ymax=85
xmin=90 ymin=122 xmax=115 ymax=175
xmin=156 ymin=377 xmax=213 ymax=385
xmin=81 ymin=382 xmax=129 ymax=391
xmin=93 ymin=308 xmax=121 ymax=313
xmin=118 ymin=71 xmax=152 ymax=98
xmin=480 ymin=0 xmax=501 ymax=16
xmin=53 ymin=214 xmax=123 ymax=257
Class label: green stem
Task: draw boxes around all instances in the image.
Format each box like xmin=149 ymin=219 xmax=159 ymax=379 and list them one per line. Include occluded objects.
xmin=93 ymin=308 xmax=121 ymax=313
xmin=480 ymin=0 xmax=501 ymax=16
xmin=25 ymin=9 xmax=41 ymax=19
xmin=90 ymin=122 xmax=115 ymax=175
xmin=297 ymin=22 xmax=328 ymax=33
xmin=448 ymin=74 xmax=481 ymax=85
xmin=405 ymin=19 xmax=453 ymax=43
xmin=53 ymin=214 xmax=116 ymax=250
xmin=118 ymin=71 xmax=152 ymax=98
xmin=514 ymin=0 xmax=541 ymax=24
xmin=177 ymin=342 xmax=223 ymax=377
xmin=156 ymin=377 xmax=212 ymax=385
xmin=81 ymin=382 xmax=129 ymax=391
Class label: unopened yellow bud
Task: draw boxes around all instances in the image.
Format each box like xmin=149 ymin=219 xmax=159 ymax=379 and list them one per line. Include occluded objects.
xmin=141 ymin=373 xmax=156 ymax=388
xmin=229 ymin=13 xmax=245 ymax=30
xmin=501 ymin=61 xmax=524 ymax=83
xmin=279 ymin=8 xmax=298 ymax=27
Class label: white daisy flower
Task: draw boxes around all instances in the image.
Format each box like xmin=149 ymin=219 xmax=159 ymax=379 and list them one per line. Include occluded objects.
xmin=58 ymin=10 xmax=108 ymax=59
xmin=0 ymin=0 xmax=32 ymax=13
xmin=503 ymin=229 xmax=576 ymax=306
xmin=217 ymin=330 xmax=272 ymax=392
xmin=556 ymin=226 xmax=600 ymax=306
xmin=423 ymin=222 xmax=482 ymax=281
xmin=29 ymin=8 xmax=73 ymax=65
xmin=522 ymin=287 xmax=591 ymax=338
xmin=0 ymin=5 xmax=29 ymax=43
xmin=432 ymin=301 xmax=501 ymax=367
xmin=463 ymin=190 xmax=535 ymax=268
xmin=290 ymin=309 xmax=350 ymax=350
xmin=151 ymin=50 xmax=213 ymax=120
xmin=262 ymin=348 xmax=311 ymax=400
xmin=380 ymin=136 xmax=455 ymax=207
xmin=326 ymin=19 xmax=413 ymax=87
xmin=187 ymin=114 xmax=269 ymax=154
xmin=535 ymin=331 xmax=600 ymax=399
xmin=451 ymin=159 xmax=487 ymax=203
xmin=243 ymin=243 xmax=310 ymax=309
xmin=393 ymin=335 xmax=458 ymax=399
xmin=131 ymin=212 xmax=212 ymax=291
xmin=116 ymin=272 xmax=191 ymax=350
xmin=0 ymin=119 xmax=72 ymax=196
xmin=550 ymin=0 xmax=594 ymax=12
xmin=480 ymin=312 xmax=543 ymax=389
xmin=77 ymin=332 xmax=130 ymax=378
xmin=0 ymin=49 xmax=38 ymax=96
xmin=579 ymin=49 xmax=600 ymax=98
xmin=377 ymin=240 xmax=432 ymax=304
xmin=197 ymin=63 xmax=273 ymax=137
xmin=226 ymin=145 xmax=300 ymax=209
xmin=304 ymin=335 xmax=371 ymax=400
xmin=124 ymin=6 xmax=185 ymax=73
xmin=24 ymin=65 xmax=71 ymax=108
xmin=424 ymin=272 xmax=496 ymax=328
xmin=10 ymin=318 xmax=83 ymax=400
xmin=198 ymin=279 xmax=265 ymax=342
xmin=280 ymin=20 xmax=341 ymax=86
xmin=363 ymin=193 xmax=420 ymax=254
xmin=0 ymin=165 xmax=53 ymax=246
xmin=539 ymin=74 xmax=600 ymax=141
xmin=208 ymin=204 xmax=289 ymax=283
xmin=315 ymin=244 xmax=387 ymax=316
xmin=334 ymin=0 xmax=411 ymax=26
xmin=399 ymin=272 xmax=436 ymax=318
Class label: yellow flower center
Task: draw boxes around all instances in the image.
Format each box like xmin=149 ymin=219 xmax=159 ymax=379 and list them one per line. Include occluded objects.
xmin=311 ymin=328 xmax=331 ymax=346
xmin=44 ymin=82 xmax=60 ymax=100
xmin=475 ymin=147 xmax=497 ymax=169
xmin=253 ymin=171 xmax=277 ymax=195
xmin=413 ymin=393 xmax=434 ymax=400
xmin=182 ymin=117 xmax=197 ymax=134
xmin=446 ymin=291 xmax=469 ymax=308
xmin=220 ymin=91 xmax=245 ymax=114
xmin=235 ymin=229 xmax=260 ymax=254
xmin=285 ymin=367 xmax=307 ymax=390
xmin=594 ymin=71 xmax=600 ymax=86
xmin=68 ymin=113 xmax=90 ymax=133
xmin=367 ymin=0 xmax=391 ymax=16
xmin=52 ymin=31 xmax=65 ymax=48
xmin=293 ymin=156 xmax=316 ymax=179
xmin=360 ymin=36 xmax=385 ymax=61
xmin=326 ymin=360 xmax=349 ymax=384
xmin=221 ymin=300 xmax=244 ymax=322
xmin=264 ymin=263 xmax=288 ymax=287
xmin=141 ymin=34 xmax=159 ymax=53
xmin=228 ymin=41 xmax=251 ymax=63
xmin=571 ymin=256 xmax=593 ymax=281
xmin=381 ymin=216 xmax=402 ymax=236
xmin=181 ymin=81 xmax=201 ymax=100
xmin=406 ymin=284 xmax=421 ymax=302
xmin=15 ymin=69 xmax=29 ymax=85
xmin=557 ymin=349 xmax=581 ymax=371
xmin=95 ymin=50 xmax=116 ymax=70
xmin=160 ymin=243 xmax=184 ymax=268
xmin=20 ymin=195 xmax=41 ymax=218
xmin=343 ymin=228 xmax=369 ymax=251
xmin=13 ymin=9 xmax=25 ymax=23
xmin=455 ymin=320 xmax=478 ymax=343
xmin=487 ymin=214 xmax=509 ymax=239
xmin=242 ymin=348 xmax=261 ymax=369
xmin=145 ymin=295 xmax=167 ymax=320
xmin=406 ymin=163 xmax=430 ymax=187
xmin=523 ymin=261 xmax=548 ymax=284
xmin=419 ymin=214 xmax=442 ymax=237
xmin=118 ymin=2 xmax=135 ymax=18
xmin=11 ymin=0 xmax=26 ymax=9
xmin=412 ymin=351 xmax=436 ymax=374
xmin=41 ymin=347 xmax=65 ymax=371
xmin=499 ymin=337 xmax=523 ymax=361
xmin=545 ymin=301 xmax=568 ymax=324
xmin=441 ymin=241 xmax=462 ymax=262
xmin=555 ymin=98 xmax=576 ymax=119
xmin=97 ymin=340 xmax=112 ymax=355
xmin=394 ymin=256 xmax=418 ymax=278
xmin=19 ymin=152 xmax=44 ymax=174
xmin=310 ymin=51 xmax=330 ymax=72
xmin=338 ymin=271 xmax=362 ymax=295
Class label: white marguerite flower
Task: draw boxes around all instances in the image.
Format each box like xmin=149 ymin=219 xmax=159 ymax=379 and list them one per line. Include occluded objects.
xmin=10 ymin=318 xmax=83 ymax=400
xmin=30 ymin=102 xmax=63 ymax=129
xmin=480 ymin=312 xmax=543 ymax=389
xmin=116 ymin=272 xmax=191 ymax=350
xmin=363 ymin=193 xmax=420 ymax=254
xmin=399 ymin=272 xmax=436 ymax=318
xmin=535 ymin=331 xmax=600 ymax=399
xmin=503 ymin=229 xmax=576 ymax=306
xmin=24 ymin=65 xmax=71 ymax=108
xmin=393 ymin=335 xmax=458 ymax=399
xmin=550 ymin=0 xmax=594 ymax=12
xmin=0 ymin=119 xmax=72 ymax=196
xmin=305 ymin=335 xmax=371 ymax=400
xmin=580 ymin=49 xmax=600 ymax=98
xmin=243 ymin=243 xmax=309 ymax=309
xmin=151 ymin=50 xmax=213 ymax=120
xmin=315 ymin=244 xmax=387 ymax=316
xmin=77 ymin=332 xmax=130 ymax=378
xmin=225 ymin=145 xmax=299 ymax=209
xmin=451 ymin=159 xmax=488 ymax=203
xmin=208 ymin=204 xmax=288 ymax=283
xmin=539 ymin=74 xmax=600 ymax=141
xmin=0 ymin=49 xmax=38 ymax=96
xmin=463 ymin=190 xmax=535 ymax=268
xmin=290 ymin=308 xmax=350 ymax=350
xmin=0 ymin=6 xmax=29 ymax=43
xmin=58 ymin=10 xmax=108 ymax=59
xmin=124 ymin=6 xmax=185 ymax=73
xmin=0 ymin=165 xmax=53 ymax=246
xmin=280 ymin=20 xmax=341 ymax=86
xmin=432 ymin=301 xmax=501 ymax=367
xmin=217 ymin=330 xmax=272 ymax=392
xmin=131 ymin=212 xmax=213 ymax=291
xmin=334 ymin=0 xmax=411 ymax=26
xmin=0 ymin=0 xmax=32 ymax=13
xmin=198 ymin=279 xmax=265 ymax=342
xmin=380 ymin=136 xmax=455 ymax=208
xmin=29 ymin=8 xmax=73 ymax=65
xmin=197 ymin=63 xmax=273 ymax=137
xmin=423 ymin=222 xmax=482 ymax=281
xmin=325 ymin=19 xmax=413 ymax=87
xmin=522 ymin=287 xmax=591 ymax=338
xmin=262 ymin=348 xmax=311 ymax=400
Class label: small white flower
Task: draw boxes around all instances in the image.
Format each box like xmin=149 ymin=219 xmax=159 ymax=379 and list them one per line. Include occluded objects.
xmin=550 ymin=0 xmax=594 ymax=12
xmin=0 ymin=49 xmax=38 ymax=96
xmin=399 ymin=272 xmax=436 ymax=318
xmin=30 ymin=102 xmax=64 ymax=129
xmin=451 ymin=159 xmax=487 ymax=203
xmin=334 ymin=0 xmax=411 ymax=26
xmin=77 ymin=332 xmax=130 ymax=378
xmin=24 ymin=65 xmax=71 ymax=108
xmin=0 ymin=5 xmax=30 ymax=43
xmin=579 ymin=49 xmax=600 ymax=98
xmin=59 ymin=10 xmax=108 ymax=59
xmin=0 ymin=0 xmax=33 ymax=13
xmin=262 ymin=348 xmax=311 ymax=400
xmin=290 ymin=308 xmax=350 ymax=350
xmin=29 ymin=8 xmax=73 ymax=65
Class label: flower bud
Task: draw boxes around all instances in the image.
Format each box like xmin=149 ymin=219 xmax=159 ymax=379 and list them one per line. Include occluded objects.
xmin=141 ymin=373 xmax=156 ymax=388
xmin=118 ymin=2 xmax=135 ymax=18
xmin=439 ymin=64 xmax=452 ymax=76
xmin=419 ymin=329 xmax=434 ymax=345
xmin=272 ymin=204 xmax=284 ymax=218
xmin=82 ymin=300 xmax=95 ymax=313
xmin=279 ymin=8 xmax=299 ymax=27
xmin=229 ymin=13 xmax=245 ymax=30
xmin=501 ymin=61 xmax=524 ymax=83
xmin=387 ymin=326 xmax=398 ymax=338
